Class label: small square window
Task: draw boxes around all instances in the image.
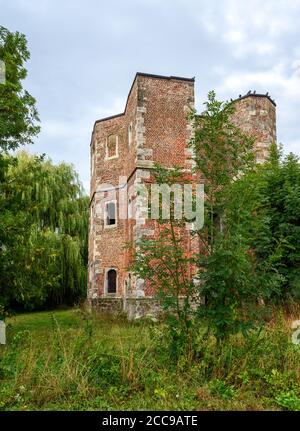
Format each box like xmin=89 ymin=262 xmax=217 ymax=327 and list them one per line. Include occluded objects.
xmin=105 ymin=201 xmax=117 ymax=226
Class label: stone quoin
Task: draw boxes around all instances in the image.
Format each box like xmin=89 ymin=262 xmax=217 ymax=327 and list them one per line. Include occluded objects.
xmin=88 ymin=72 xmax=276 ymax=317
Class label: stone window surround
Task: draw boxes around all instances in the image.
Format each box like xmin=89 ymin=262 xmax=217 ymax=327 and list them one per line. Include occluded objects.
xmin=105 ymin=134 xmax=119 ymax=160
xmin=104 ymin=199 xmax=117 ymax=229
xmin=104 ymin=267 xmax=118 ymax=295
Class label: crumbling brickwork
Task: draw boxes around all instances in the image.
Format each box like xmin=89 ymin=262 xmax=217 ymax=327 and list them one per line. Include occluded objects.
xmin=88 ymin=73 xmax=277 ymax=316
xmin=231 ymin=93 xmax=276 ymax=163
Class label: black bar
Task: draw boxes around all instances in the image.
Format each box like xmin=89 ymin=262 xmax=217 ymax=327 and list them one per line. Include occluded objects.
xmin=0 ymin=411 xmax=298 ymax=430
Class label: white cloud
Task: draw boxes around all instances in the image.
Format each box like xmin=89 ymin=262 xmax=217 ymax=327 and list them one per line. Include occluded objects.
xmin=215 ymin=60 xmax=300 ymax=157
xmin=26 ymin=96 xmax=127 ymax=194
xmin=94 ymin=97 xmax=127 ymax=120
xmin=284 ymin=139 xmax=300 ymax=155
xmin=221 ymin=0 xmax=300 ymax=58
xmin=218 ymin=61 xmax=300 ymax=102
xmin=3 ymin=0 xmax=300 ymax=185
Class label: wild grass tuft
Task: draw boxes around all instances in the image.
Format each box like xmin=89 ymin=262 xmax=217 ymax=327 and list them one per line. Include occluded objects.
xmin=1 ymin=306 xmax=300 ymax=410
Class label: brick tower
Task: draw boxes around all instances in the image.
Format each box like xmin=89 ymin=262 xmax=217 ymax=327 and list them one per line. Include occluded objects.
xmin=88 ymin=73 xmax=276 ymax=316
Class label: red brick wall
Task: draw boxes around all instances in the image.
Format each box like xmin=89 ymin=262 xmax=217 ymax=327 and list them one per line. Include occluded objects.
xmin=88 ymin=78 xmax=139 ymax=298
xmin=88 ymin=74 xmax=195 ymax=299
xmin=137 ymin=75 xmax=194 ymax=168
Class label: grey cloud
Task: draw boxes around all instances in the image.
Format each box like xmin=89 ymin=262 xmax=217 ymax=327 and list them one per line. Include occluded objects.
xmin=1 ymin=0 xmax=300 ymax=193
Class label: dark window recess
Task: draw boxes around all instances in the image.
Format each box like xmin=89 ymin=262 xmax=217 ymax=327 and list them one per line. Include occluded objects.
xmin=107 ymin=269 xmax=117 ymax=294
xmin=106 ymin=202 xmax=116 ymax=225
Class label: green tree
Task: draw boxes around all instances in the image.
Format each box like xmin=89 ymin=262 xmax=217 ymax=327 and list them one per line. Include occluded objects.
xmin=187 ymin=91 xmax=268 ymax=341
xmin=249 ymin=145 xmax=300 ymax=301
xmin=189 ymin=90 xmax=255 ymax=253
xmin=220 ymin=143 xmax=300 ymax=306
xmin=0 ymin=151 xmax=89 ymax=311
xmin=0 ymin=26 xmax=40 ymax=316
xmin=191 ymin=92 xmax=293 ymax=343
xmin=0 ymin=26 xmax=40 ymax=152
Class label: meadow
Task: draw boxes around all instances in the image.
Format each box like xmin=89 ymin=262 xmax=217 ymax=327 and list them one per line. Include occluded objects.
xmin=1 ymin=306 xmax=300 ymax=411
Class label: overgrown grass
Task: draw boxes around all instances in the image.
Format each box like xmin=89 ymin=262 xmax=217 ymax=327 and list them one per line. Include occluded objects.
xmin=1 ymin=306 xmax=300 ymax=411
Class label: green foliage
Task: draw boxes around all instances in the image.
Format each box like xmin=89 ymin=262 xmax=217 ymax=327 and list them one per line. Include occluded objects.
xmin=254 ymin=146 xmax=300 ymax=300
xmin=132 ymin=92 xmax=299 ymax=349
xmin=189 ymin=90 xmax=255 ymax=253
xmin=132 ymin=91 xmax=300 ymax=351
xmin=225 ymin=143 xmax=300 ymax=302
xmin=0 ymin=151 xmax=89 ymax=311
xmin=209 ymin=379 xmax=236 ymax=400
xmin=188 ymin=91 xmax=271 ymax=341
xmin=1 ymin=308 xmax=300 ymax=411
xmin=197 ymin=236 xmax=258 ymax=340
xmin=0 ymin=26 xmax=89 ymax=313
xmin=0 ymin=26 xmax=40 ymax=152
xmin=275 ymin=391 xmax=300 ymax=411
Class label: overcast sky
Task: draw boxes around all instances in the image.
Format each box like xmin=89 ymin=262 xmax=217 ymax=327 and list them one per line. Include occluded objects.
xmin=2 ymin=0 xmax=300 ymax=192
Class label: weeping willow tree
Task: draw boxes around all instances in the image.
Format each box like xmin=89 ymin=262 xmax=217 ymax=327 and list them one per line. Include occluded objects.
xmin=0 ymin=151 xmax=89 ymax=311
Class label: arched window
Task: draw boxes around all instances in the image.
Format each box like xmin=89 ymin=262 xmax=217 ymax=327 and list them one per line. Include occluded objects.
xmin=107 ymin=269 xmax=117 ymax=294
xmin=106 ymin=134 xmax=118 ymax=159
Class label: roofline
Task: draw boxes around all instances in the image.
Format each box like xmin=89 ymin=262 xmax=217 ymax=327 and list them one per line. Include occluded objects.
xmin=94 ymin=90 xmax=276 ymax=127
xmin=135 ymin=72 xmax=195 ymax=83
xmin=92 ymin=72 xmax=195 ymax=128
xmin=94 ymin=112 xmax=124 ymax=124
xmin=232 ymin=92 xmax=276 ymax=107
